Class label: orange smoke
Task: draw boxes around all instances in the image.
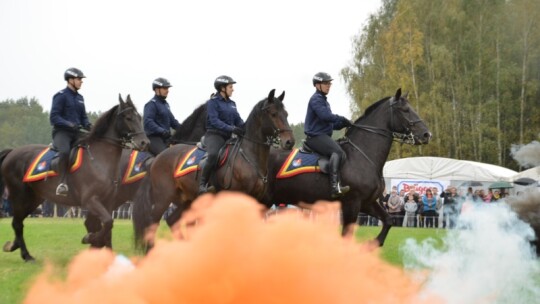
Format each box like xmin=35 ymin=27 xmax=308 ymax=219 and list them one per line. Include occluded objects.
xmin=25 ymin=192 xmax=437 ymax=304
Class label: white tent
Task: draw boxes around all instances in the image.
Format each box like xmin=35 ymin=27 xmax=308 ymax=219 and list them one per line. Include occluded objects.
xmin=512 ymin=166 xmax=540 ymax=181
xmin=383 ymin=157 xmax=518 ymax=182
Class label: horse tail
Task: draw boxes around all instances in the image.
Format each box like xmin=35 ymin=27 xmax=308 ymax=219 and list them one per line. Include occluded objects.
xmin=0 ymin=149 xmax=13 ymax=192
xmin=132 ymin=176 xmax=153 ymax=250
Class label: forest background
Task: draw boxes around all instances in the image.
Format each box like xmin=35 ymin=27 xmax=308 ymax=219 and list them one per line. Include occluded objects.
xmin=1 ymin=0 xmax=539 ymax=171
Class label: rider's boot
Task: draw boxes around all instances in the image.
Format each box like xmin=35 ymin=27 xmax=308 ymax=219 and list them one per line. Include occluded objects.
xmin=329 ymin=153 xmax=349 ymax=199
xmin=198 ymin=162 xmax=215 ymax=195
xmin=56 ymin=153 xmax=69 ymax=196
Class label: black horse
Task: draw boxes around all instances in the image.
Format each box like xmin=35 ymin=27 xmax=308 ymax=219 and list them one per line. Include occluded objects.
xmin=264 ymin=88 xmax=431 ymax=246
xmin=81 ymin=103 xmax=209 ymax=247
xmin=0 ymin=95 xmax=149 ymax=261
xmin=132 ymin=89 xmax=295 ymax=249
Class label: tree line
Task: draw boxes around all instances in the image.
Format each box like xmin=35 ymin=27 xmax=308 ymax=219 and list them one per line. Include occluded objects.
xmin=341 ymin=0 xmax=540 ymax=171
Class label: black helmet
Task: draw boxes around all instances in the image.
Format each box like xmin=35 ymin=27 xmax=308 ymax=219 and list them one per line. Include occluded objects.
xmin=214 ymin=75 xmax=236 ymax=91
xmin=312 ymin=72 xmax=333 ymax=86
xmin=152 ymin=77 xmax=172 ymax=90
xmin=64 ymin=67 xmax=86 ymax=81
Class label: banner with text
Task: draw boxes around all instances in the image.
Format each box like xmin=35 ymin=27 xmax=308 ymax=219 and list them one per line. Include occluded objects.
xmin=391 ymin=179 xmax=450 ymax=196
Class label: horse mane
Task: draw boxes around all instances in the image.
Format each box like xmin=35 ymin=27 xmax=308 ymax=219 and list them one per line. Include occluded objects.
xmin=76 ymin=105 xmax=120 ymax=145
xmin=172 ymin=103 xmax=208 ymax=142
xmin=353 ymin=96 xmax=390 ymax=124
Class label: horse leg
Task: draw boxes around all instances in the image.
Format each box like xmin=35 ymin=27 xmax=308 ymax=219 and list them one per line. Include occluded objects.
xmin=3 ymin=194 xmax=41 ymax=262
xmin=364 ymin=200 xmax=393 ymax=247
xmin=81 ymin=199 xmax=113 ymax=249
xmin=165 ymin=202 xmax=188 ymax=228
xmin=340 ymin=200 xmax=361 ymax=239
xmin=83 ymin=213 xmax=106 ymax=248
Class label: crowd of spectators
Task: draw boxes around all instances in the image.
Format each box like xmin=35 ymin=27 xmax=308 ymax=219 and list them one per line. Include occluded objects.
xmin=359 ymin=184 xmax=510 ymax=229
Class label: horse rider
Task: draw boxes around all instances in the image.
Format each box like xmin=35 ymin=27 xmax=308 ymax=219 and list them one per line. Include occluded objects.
xmin=304 ymin=72 xmax=352 ymax=198
xmin=198 ymin=75 xmax=245 ymax=194
xmin=50 ymin=67 xmax=92 ymax=196
xmin=143 ymin=77 xmax=182 ymax=156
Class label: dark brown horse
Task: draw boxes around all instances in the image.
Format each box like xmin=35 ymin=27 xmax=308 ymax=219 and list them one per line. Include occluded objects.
xmin=0 ymin=95 xmax=149 ymax=261
xmin=133 ymin=89 xmax=295 ymax=249
xmin=82 ymin=103 xmax=209 ymax=246
xmin=264 ymin=89 xmax=431 ymax=246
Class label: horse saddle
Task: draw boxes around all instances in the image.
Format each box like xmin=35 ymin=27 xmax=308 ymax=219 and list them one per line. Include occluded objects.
xmin=275 ymin=141 xmax=330 ymax=179
xmin=174 ymin=137 xmax=238 ymax=178
xmin=22 ymin=146 xmax=84 ymax=182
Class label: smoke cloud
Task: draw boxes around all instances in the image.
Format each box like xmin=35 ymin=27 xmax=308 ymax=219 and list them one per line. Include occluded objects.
xmin=24 ymin=193 xmax=436 ymax=304
xmin=511 ymin=140 xmax=540 ymax=168
xmin=401 ymin=202 xmax=540 ymax=303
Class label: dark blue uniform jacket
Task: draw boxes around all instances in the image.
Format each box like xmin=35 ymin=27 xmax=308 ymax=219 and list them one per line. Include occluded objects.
xmin=143 ymin=95 xmax=181 ymax=136
xmin=206 ymin=94 xmax=244 ymax=137
xmin=304 ymin=91 xmax=348 ymax=137
xmin=50 ymin=87 xmax=90 ymax=129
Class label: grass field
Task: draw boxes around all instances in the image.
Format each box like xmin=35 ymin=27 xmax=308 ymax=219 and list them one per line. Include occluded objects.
xmin=0 ymin=218 xmax=446 ymax=303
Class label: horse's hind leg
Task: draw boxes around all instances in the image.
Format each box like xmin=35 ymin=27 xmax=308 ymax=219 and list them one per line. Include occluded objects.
xmin=165 ymin=202 xmax=189 ymax=228
xmin=4 ymin=193 xmax=42 ymax=262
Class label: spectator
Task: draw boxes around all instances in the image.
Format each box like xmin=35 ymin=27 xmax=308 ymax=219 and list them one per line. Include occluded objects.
xmin=2 ymin=187 xmax=12 ymax=217
xmin=421 ymin=189 xmax=438 ymax=228
xmin=403 ymin=193 xmax=417 ymax=227
xmin=441 ymin=186 xmax=460 ymax=229
xmin=386 ymin=189 xmax=404 ymax=226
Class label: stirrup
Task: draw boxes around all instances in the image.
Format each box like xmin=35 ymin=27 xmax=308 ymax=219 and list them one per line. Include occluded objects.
xmin=56 ymin=183 xmax=69 ymax=196
xmin=331 ymin=183 xmax=350 ymax=199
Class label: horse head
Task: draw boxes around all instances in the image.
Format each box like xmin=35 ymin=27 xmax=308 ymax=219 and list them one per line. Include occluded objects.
xmin=387 ymin=88 xmax=431 ymax=145
xmin=116 ymin=94 xmax=150 ymax=150
xmin=259 ymin=89 xmax=295 ymax=150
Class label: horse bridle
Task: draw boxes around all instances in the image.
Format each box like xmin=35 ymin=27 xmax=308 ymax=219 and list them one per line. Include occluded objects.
xmin=101 ymin=106 xmax=145 ymax=149
xmin=349 ymin=97 xmax=424 ymax=145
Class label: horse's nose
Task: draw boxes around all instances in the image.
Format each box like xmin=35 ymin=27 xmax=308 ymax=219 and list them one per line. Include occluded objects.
xmin=284 ymin=138 xmax=295 ymax=150
xmin=423 ymin=132 xmax=432 ymax=142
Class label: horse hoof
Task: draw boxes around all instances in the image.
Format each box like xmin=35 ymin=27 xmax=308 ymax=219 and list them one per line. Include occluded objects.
xmin=3 ymin=241 xmax=13 ymax=252
xmin=24 ymin=256 xmax=36 ymax=263
xmin=81 ymin=234 xmax=92 ymax=244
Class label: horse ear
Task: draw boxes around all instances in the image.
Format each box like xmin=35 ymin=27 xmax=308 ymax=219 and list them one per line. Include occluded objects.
xmin=278 ymin=90 xmax=285 ymax=102
xmin=403 ymin=91 xmax=409 ymax=99
xmin=268 ymin=89 xmax=276 ymax=102
xmin=119 ymin=93 xmax=125 ymax=105
xmin=395 ymin=88 xmax=402 ymax=100
xmin=126 ymin=94 xmax=133 ymax=105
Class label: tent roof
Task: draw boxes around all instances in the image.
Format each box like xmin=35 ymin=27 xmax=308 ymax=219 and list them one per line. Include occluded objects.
xmin=512 ymin=166 xmax=540 ymax=181
xmin=383 ymin=157 xmax=518 ymax=182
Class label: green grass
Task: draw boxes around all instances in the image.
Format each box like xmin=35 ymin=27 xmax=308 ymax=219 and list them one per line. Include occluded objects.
xmin=0 ymin=218 xmax=445 ymax=303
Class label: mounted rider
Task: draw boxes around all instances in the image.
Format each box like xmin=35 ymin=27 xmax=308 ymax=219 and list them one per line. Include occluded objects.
xmin=50 ymin=67 xmax=92 ymax=196
xmin=143 ymin=77 xmax=182 ymax=156
xmin=198 ymin=75 xmax=245 ymax=194
xmin=304 ymin=72 xmax=352 ymax=198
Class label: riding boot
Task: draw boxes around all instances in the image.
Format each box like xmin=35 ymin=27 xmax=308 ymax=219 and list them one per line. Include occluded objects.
xmin=329 ymin=153 xmax=350 ymax=199
xmin=56 ymin=154 xmax=69 ymax=196
xmin=198 ymin=162 xmax=215 ymax=195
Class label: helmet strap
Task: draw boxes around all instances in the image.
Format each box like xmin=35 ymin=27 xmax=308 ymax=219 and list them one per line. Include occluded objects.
xmin=219 ymin=88 xmax=229 ymax=100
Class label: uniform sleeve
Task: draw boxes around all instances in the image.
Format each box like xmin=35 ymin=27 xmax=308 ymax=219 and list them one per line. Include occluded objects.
xmin=309 ymin=96 xmax=342 ymax=124
xmin=332 ymin=116 xmax=350 ymax=130
xmin=207 ymin=99 xmax=234 ymax=132
xmin=233 ymin=103 xmax=245 ymax=128
xmin=144 ymin=102 xmax=166 ymax=134
xmin=50 ymin=93 xmax=74 ymax=128
xmin=79 ymin=97 xmax=90 ymax=127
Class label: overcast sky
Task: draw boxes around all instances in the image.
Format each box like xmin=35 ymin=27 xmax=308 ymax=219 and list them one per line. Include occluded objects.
xmin=0 ymin=0 xmax=381 ymax=124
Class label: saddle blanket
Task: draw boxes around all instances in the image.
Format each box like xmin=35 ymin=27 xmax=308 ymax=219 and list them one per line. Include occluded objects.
xmin=23 ymin=147 xmax=84 ymax=182
xmin=174 ymin=147 xmax=206 ymax=178
xmin=173 ymin=146 xmax=230 ymax=178
xmin=276 ymin=148 xmax=321 ymax=179
xmin=121 ymin=150 xmax=151 ymax=184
